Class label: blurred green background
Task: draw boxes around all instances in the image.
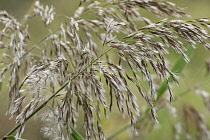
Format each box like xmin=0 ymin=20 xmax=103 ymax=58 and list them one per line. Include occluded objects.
xmin=0 ymin=0 xmax=210 ymax=140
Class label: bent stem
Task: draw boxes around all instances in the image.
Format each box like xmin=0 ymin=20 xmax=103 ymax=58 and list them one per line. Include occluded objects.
xmin=3 ymin=47 xmax=113 ymax=138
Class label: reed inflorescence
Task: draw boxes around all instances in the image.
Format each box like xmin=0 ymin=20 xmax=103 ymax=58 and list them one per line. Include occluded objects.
xmin=1 ymin=0 xmax=210 ymax=140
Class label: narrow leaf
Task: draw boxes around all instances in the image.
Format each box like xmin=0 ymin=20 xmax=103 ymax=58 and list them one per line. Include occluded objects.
xmin=107 ymin=46 xmax=195 ymax=140
xmin=70 ymin=126 xmax=85 ymax=140
xmin=4 ymin=136 xmax=15 ymax=140
xmin=4 ymin=136 xmax=26 ymax=140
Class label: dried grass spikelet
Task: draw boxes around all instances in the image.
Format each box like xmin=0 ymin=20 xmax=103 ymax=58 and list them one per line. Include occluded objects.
xmin=40 ymin=109 xmax=66 ymax=140
xmin=172 ymin=105 xmax=210 ymax=140
xmin=182 ymin=105 xmax=210 ymax=140
xmin=28 ymin=1 xmax=56 ymax=26
xmin=1 ymin=0 xmax=210 ymax=140
xmin=0 ymin=10 xmax=29 ymax=117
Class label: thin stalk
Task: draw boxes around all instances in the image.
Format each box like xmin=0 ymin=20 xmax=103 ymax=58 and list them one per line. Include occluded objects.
xmin=107 ymin=115 xmax=146 ymax=140
xmin=0 ymin=28 xmax=59 ymax=78
xmin=2 ymin=47 xmax=113 ymax=138
xmin=107 ymin=46 xmax=195 ymax=140
xmin=19 ymin=29 xmax=59 ymax=59
xmin=0 ymin=0 xmax=37 ymax=90
xmin=107 ymin=125 xmax=130 ymax=140
xmin=0 ymin=0 xmax=52 ymax=96
xmin=20 ymin=0 xmax=36 ymax=28
xmin=0 ymin=0 xmax=36 ymax=60
xmin=107 ymin=88 xmax=191 ymax=140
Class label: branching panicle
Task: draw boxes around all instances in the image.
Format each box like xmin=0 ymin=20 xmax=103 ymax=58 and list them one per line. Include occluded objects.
xmin=1 ymin=0 xmax=210 ymax=140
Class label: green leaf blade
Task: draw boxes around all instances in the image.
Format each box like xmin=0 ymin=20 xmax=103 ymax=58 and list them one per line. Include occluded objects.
xmin=4 ymin=136 xmax=26 ymax=140
xmin=70 ymin=126 xmax=85 ymax=140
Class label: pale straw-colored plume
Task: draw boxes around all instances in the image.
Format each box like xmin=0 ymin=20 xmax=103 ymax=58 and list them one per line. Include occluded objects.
xmin=1 ymin=0 xmax=210 ymax=140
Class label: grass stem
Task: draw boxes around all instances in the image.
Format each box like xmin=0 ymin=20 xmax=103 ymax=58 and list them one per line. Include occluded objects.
xmin=3 ymin=47 xmax=113 ymax=139
xmin=107 ymin=46 xmax=195 ymax=140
